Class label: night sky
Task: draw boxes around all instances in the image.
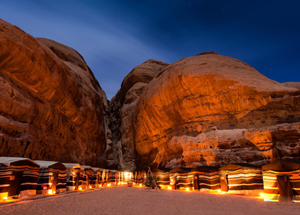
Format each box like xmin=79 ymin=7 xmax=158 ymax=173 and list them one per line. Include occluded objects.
xmin=1 ymin=0 xmax=300 ymax=99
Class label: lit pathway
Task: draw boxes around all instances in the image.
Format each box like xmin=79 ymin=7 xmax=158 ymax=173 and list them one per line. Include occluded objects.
xmin=1 ymin=186 xmax=300 ymax=215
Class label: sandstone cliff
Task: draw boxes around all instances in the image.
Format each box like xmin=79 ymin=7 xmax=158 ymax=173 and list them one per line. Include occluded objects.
xmin=0 ymin=19 xmax=107 ymax=166
xmin=132 ymin=52 xmax=300 ymax=169
xmin=1 ymin=19 xmax=300 ymax=171
xmin=108 ymin=60 xmax=169 ymax=170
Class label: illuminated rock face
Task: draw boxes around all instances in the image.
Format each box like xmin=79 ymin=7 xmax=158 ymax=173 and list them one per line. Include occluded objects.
xmin=1 ymin=19 xmax=300 ymax=171
xmin=133 ymin=52 xmax=300 ymax=169
xmin=0 ymin=19 xmax=107 ymax=166
xmin=108 ymin=59 xmax=169 ymax=170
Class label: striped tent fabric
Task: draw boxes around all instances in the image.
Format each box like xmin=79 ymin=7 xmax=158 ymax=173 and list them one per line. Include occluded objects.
xmin=152 ymin=168 xmax=171 ymax=189
xmin=34 ymin=161 xmax=67 ymax=195
xmin=92 ymin=168 xmax=101 ymax=188
xmin=110 ymin=170 xmax=117 ymax=185
xmin=262 ymin=159 xmax=300 ymax=202
xmin=191 ymin=166 xmax=220 ymax=191
xmin=219 ymin=163 xmax=263 ymax=195
xmin=133 ymin=172 xmax=137 ymax=183
xmin=0 ymin=157 xmax=40 ymax=199
xmin=102 ymin=169 xmax=106 ymax=184
xmin=170 ymin=168 xmax=193 ymax=190
xmin=115 ymin=171 xmax=120 ymax=185
xmin=104 ymin=169 xmax=111 ymax=185
xmin=118 ymin=171 xmax=123 ymax=184
xmin=82 ymin=166 xmax=94 ymax=190
xmin=137 ymin=172 xmax=141 ymax=184
xmin=79 ymin=170 xmax=85 ymax=190
xmin=106 ymin=170 xmax=111 ymax=184
xmin=99 ymin=169 xmax=103 ymax=184
xmin=0 ymin=163 xmax=11 ymax=201
xmin=63 ymin=163 xmax=83 ymax=191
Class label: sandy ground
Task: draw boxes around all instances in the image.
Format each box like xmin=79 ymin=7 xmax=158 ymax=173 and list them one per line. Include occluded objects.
xmin=1 ymin=186 xmax=300 ymax=215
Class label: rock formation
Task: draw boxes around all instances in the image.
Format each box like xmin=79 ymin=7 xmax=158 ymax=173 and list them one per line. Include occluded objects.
xmin=133 ymin=52 xmax=300 ymax=169
xmin=1 ymin=19 xmax=300 ymax=171
xmin=108 ymin=60 xmax=169 ymax=170
xmin=0 ymin=19 xmax=108 ymax=167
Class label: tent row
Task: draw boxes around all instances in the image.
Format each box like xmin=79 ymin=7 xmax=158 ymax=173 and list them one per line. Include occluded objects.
xmin=1 ymin=156 xmax=299 ymax=202
xmin=0 ymin=157 xmax=128 ymax=201
xmin=134 ymin=159 xmax=300 ymax=202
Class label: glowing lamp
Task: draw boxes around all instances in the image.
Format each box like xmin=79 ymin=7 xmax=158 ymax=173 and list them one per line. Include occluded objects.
xmin=260 ymin=193 xmax=264 ymax=198
xmin=168 ymin=186 xmax=172 ymax=190
xmin=99 ymin=185 xmax=102 ymax=187
xmin=139 ymin=184 xmax=142 ymax=187
xmin=89 ymin=186 xmax=92 ymax=189
xmin=108 ymin=183 xmax=111 ymax=187
xmin=53 ymin=191 xmax=56 ymax=194
xmin=186 ymin=188 xmax=190 ymax=191
xmin=4 ymin=196 xmax=7 ymax=200
xmin=73 ymin=186 xmax=75 ymax=190
xmin=48 ymin=190 xmax=53 ymax=195
xmin=79 ymin=187 xmax=82 ymax=190
xmin=49 ymin=183 xmax=52 ymax=186
xmin=218 ymin=189 xmax=222 ymax=194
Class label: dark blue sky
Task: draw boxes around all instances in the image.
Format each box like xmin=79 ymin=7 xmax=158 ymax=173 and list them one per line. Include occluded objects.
xmin=1 ymin=0 xmax=300 ymax=99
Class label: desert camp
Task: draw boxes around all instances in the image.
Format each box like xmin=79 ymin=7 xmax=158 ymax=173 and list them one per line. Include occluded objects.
xmin=1 ymin=155 xmax=300 ymax=204
xmin=1 ymin=0 xmax=300 ymax=214
xmin=1 ymin=156 xmax=300 ymax=215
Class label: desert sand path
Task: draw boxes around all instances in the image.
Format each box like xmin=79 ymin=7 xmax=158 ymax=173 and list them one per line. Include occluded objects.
xmin=1 ymin=186 xmax=300 ymax=215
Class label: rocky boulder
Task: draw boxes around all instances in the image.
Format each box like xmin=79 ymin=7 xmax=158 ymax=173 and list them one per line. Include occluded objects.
xmin=133 ymin=52 xmax=300 ymax=169
xmin=0 ymin=19 xmax=107 ymax=166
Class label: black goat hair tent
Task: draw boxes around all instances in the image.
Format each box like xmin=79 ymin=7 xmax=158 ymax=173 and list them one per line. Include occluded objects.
xmin=219 ymin=163 xmax=263 ymax=194
xmin=0 ymin=157 xmax=40 ymax=199
xmin=262 ymin=159 xmax=300 ymax=202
